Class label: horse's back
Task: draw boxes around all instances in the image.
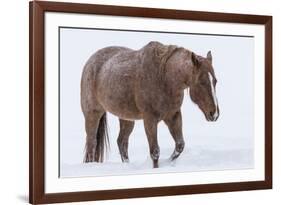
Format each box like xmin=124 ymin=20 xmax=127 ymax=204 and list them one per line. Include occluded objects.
xmin=85 ymin=46 xmax=131 ymax=72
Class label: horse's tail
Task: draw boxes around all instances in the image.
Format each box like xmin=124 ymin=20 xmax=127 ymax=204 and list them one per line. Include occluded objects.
xmin=94 ymin=113 xmax=110 ymax=162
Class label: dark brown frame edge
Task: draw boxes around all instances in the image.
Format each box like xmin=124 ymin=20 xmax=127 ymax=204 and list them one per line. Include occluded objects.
xmin=29 ymin=1 xmax=272 ymax=204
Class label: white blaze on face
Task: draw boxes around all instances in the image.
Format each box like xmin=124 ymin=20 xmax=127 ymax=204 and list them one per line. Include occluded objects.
xmin=208 ymin=72 xmax=219 ymax=119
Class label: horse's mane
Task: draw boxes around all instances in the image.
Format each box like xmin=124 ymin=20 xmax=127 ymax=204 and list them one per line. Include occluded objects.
xmin=154 ymin=43 xmax=179 ymax=71
xmin=142 ymin=41 xmax=188 ymax=79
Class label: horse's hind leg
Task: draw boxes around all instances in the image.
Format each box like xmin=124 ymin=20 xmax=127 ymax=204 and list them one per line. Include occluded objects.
xmin=84 ymin=111 xmax=104 ymax=162
xmin=164 ymin=111 xmax=185 ymax=161
xmin=117 ymin=119 xmax=134 ymax=162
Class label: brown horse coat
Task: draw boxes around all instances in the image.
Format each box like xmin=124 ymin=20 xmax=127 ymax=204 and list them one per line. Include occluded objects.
xmin=81 ymin=41 xmax=219 ymax=168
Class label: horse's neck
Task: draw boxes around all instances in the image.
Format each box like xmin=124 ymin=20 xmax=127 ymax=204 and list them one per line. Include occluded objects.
xmin=164 ymin=51 xmax=193 ymax=91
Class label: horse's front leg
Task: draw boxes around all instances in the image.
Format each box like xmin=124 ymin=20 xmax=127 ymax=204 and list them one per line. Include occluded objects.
xmin=143 ymin=115 xmax=160 ymax=168
xmin=117 ymin=119 xmax=135 ymax=163
xmin=164 ymin=111 xmax=185 ymax=161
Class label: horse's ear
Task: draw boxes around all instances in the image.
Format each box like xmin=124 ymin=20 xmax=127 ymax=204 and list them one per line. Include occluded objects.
xmin=207 ymin=50 xmax=212 ymax=62
xmin=191 ymin=52 xmax=200 ymax=67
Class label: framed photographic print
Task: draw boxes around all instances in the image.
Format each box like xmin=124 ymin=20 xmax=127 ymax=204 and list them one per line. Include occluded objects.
xmin=29 ymin=1 xmax=272 ymax=204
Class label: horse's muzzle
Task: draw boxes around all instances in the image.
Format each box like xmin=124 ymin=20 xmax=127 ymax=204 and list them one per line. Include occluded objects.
xmin=206 ymin=108 xmax=219 ymax=121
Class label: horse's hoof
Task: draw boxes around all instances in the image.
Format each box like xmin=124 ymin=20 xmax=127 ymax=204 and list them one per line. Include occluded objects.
xmin=153 ymin=160 xmax=159 ymax=168
xmin=169 ymin=150 xmax=180 ymax=161
xmin=84 ymin=153 xmax=94 ymax=163
xmin=122 ymin=158 xmax=129 ymax=163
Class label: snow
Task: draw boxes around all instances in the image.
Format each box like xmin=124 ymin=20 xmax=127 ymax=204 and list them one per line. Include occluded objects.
xmin=61 ymin=146 xmax=253 ymax=178
xmin=60 ymin=108 xmax=254 ymax=178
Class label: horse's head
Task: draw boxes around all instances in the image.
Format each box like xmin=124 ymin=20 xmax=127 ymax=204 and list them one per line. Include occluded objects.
xmin=189 ymin=51 xmax=219 ymax=122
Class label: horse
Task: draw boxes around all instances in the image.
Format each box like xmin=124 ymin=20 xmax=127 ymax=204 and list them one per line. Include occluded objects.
xmin=81 ymin=41 xmax=219 ymax=168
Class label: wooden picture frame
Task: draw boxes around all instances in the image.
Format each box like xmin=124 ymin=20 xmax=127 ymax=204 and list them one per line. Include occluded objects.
xmin=29 ymin=1 xmax=272 ymax=204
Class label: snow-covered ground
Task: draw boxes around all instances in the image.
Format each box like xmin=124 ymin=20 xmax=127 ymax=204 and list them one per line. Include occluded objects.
xmin=60 ymin=105 xmax=254 ymax=178
xmin=59 ymin=28 xmax=254 ymax=178
xmin=61 ymin=143 xmax=253 ymax=178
